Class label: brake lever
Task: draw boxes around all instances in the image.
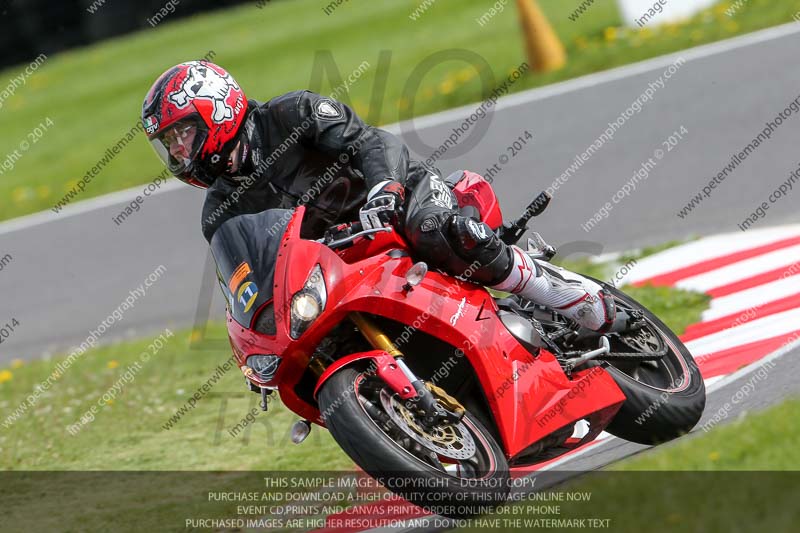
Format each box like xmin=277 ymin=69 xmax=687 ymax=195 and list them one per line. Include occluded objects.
xmin=326 ymin=227 xmax=392 ymax=249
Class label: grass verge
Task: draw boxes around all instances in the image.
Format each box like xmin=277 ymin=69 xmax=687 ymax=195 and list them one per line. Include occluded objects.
xmin=616 ymin=396 xmax=800 ymax=471
xmin=0 ymin=246 xmax=722 ymax=530
xmin=0 ymin=324 xmax=354 ymax=471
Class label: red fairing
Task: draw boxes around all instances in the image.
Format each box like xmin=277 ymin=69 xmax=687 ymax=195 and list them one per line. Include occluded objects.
xmin=452 ymin=170 xmax=504 ymax=230
xmin=313 ymin=350 xmax=417 ymax=401
xmin=225 ymin=206 xmax=625 ymax=464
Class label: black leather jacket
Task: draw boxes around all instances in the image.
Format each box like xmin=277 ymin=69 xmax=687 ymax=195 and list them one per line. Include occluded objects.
xmin=201 ymin=90 xmax=429 ymax=241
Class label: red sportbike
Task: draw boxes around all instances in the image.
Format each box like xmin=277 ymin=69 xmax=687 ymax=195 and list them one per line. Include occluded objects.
xmin=212 ymin=171 xmax=705 ymax=517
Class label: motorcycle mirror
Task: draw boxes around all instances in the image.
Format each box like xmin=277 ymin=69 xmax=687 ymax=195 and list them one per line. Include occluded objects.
xmin=403 ymin=262 xmax=428 ymax=291
xmin=528 ymin=191 xmax=551 ymax=218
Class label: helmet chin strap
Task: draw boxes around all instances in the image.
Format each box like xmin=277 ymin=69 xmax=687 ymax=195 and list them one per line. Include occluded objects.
xmin=225 ymin=140 xmax=246 ymax=176
xmin=225 ymin=113 xmax=258 ymax=180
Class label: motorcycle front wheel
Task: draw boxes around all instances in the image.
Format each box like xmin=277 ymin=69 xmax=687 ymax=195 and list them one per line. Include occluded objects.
xmin=318 ymin=366 xmax=510 ymax=518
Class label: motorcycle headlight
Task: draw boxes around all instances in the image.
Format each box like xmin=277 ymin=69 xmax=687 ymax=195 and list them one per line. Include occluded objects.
xmin=290 ymin=264 xmax=327 ymax=339
xmin=247 ymin=354 xmax=281 ymax=382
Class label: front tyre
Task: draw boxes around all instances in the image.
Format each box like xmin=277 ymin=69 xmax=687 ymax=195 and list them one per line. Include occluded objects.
xmin=318 ymin=367 xmax=509 ymax=518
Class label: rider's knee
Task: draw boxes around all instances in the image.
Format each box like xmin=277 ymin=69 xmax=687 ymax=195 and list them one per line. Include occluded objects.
xmin=444 ymin=215 xmax=513 ymax=285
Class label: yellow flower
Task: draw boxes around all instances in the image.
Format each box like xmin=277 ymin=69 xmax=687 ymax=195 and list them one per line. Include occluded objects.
xmin=604 ymin=27 xmax=618 ymax=42
xmin=456 ymin=68 xmax=475 ymax=83
xmin=725 ymin=21 xmax=739 ymax=33
xmin=29 ymin=74 xmax=48 ymax=90
xmin=438 ymin=79 xmax=455 ymax=95
xmin=107 ymin=360 xmax=119 ymax=369
xmin=9 ymin=97 xmax=25 ymax=111
xmin=0 ymin=370 xmax=12 ymax=384
xmin=574 ymin=36 xmax=588 ymax=49
xmin=36 ymin=185 xmax=51 ymax=199
xmin=189 ymin=329 xmax=203 ymax=343
xmin=11 ymin=359 xmax=24 ymax=369
xmin=708 ymin=451 xmax=720 ymax=461
xmin=12 ymin=187 xmax=33 ymax=203
xmin=104 ymin=398 xmax=114 ymax=406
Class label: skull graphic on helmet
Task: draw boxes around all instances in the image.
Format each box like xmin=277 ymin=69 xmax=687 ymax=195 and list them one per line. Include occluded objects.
xmin=168 ymin=63 xmax=241 ymax=124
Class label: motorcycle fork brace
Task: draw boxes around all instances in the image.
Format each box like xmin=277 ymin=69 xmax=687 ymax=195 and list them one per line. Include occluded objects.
xmin=349 ymin=312 xmax=464 ymax=426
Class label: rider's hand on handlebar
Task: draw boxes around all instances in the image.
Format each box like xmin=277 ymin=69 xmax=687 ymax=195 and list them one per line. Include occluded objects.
xmin=359 ymin=180 xmax=405 ymax=231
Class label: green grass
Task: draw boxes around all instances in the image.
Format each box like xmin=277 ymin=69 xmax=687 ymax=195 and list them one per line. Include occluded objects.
xmin=4 ymin=338 xmax=795 ymax=532
xmin=0 ymin=324 xmax=354 ymax=471
xmin=617 ymin=396 xmax=800 ymax=470
xmin=2 ymin=0 xmax=800 ymax=220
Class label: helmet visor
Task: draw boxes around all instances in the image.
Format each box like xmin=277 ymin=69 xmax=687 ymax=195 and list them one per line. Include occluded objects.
xmin=149 ymin=118 xmax=208 ymax=181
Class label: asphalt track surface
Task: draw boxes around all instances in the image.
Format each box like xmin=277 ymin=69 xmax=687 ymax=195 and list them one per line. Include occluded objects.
xmin=1 ymin=22 xmax=799 ymax=482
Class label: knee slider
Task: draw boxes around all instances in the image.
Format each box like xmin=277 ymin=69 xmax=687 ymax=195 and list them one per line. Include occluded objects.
xmin=447 ymin=215 xmax=495 ymax=254
xmin=446 ymin=215 xmax=513 ymax=284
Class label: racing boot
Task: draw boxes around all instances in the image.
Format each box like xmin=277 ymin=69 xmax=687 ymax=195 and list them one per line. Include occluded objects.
xmin=491 ymin=246 xmax=618 ymax=332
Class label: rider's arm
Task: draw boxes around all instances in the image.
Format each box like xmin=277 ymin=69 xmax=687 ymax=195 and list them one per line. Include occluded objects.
xmin=269 ymin=90 xmax=410 ymax=191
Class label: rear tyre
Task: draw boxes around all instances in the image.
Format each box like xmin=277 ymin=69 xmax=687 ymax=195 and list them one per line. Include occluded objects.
xmin=319 ymin=367 xmax=510 ymax=518
xmin=595 ymin=281 xmax=706 ymax=445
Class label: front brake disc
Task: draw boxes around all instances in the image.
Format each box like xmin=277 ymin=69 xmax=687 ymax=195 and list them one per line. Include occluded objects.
xmin=379 ymin=389 xmax=476 ymax=460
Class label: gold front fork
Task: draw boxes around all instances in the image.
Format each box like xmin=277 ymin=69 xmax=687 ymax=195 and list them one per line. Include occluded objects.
xmin=349 ymin=312 xmax=403 ymax=357
xmin=348 ymin=312 xmax=465 ymax=414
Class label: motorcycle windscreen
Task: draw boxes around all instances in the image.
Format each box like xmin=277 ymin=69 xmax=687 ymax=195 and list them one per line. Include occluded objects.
xmin=210 ymin=209 xmax=293 ymax=327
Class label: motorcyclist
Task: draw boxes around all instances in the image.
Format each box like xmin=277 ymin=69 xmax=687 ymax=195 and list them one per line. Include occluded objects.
xmin=142 ymin=61 xmax=626 ymax=332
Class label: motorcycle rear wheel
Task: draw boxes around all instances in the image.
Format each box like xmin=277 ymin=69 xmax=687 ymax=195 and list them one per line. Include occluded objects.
xmin=592 ymin=280 xmax=707 ymax=445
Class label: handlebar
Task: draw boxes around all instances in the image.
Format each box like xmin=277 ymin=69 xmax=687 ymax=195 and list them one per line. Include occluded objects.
xmin=319 ymin=221 xmax=393 ymax=249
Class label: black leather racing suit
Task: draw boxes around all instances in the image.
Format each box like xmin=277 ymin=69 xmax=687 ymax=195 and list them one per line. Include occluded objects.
xmin=201 ymin=91 xmax=513 ymax=285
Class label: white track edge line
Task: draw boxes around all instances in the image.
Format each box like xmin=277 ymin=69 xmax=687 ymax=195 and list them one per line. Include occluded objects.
xmin=387 ymin=21 xmax=800 ymax=132
xmin=0 ymin=179 xmax=186 ymax=236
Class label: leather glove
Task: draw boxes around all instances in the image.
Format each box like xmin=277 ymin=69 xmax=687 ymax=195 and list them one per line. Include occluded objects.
xmin=359 ymin=180 xmax=405 ymax=230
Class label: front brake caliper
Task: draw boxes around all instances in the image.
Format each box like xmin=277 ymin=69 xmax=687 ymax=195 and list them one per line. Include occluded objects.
xmin=426 ymin=382 xmax=465 ymax=416
xmin=403 ymin=382 xmax=464 ymax=430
